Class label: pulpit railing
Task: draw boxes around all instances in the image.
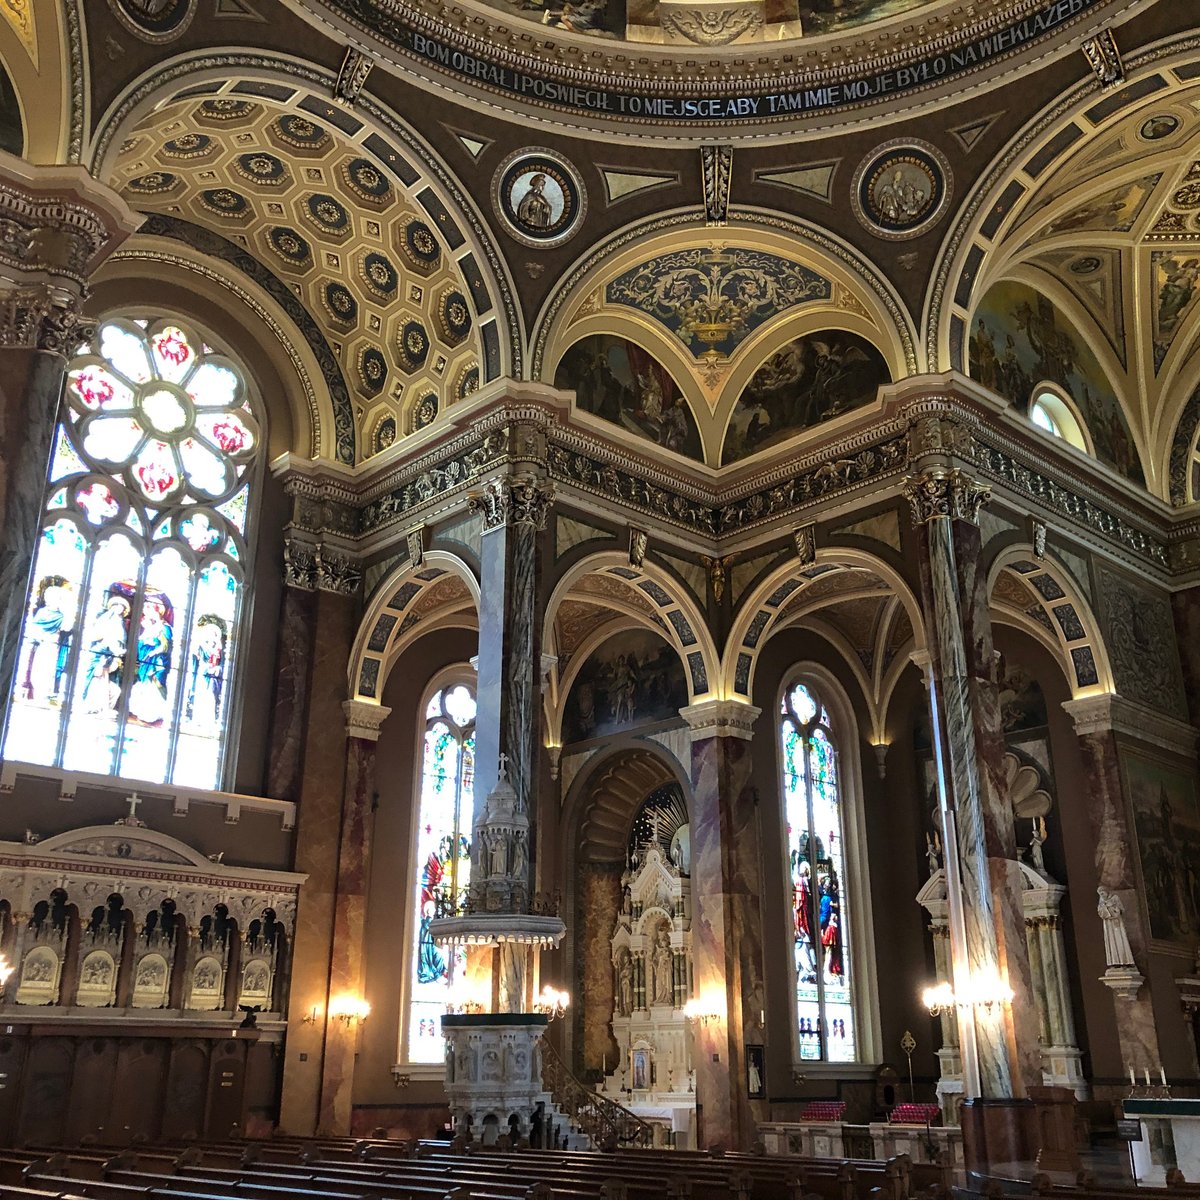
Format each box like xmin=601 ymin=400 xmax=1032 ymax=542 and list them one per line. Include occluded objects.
xmin=432 ymin=884 xmax=562 ymax=918
xmin=540 ymin=1037 xmax=654 ymax=1150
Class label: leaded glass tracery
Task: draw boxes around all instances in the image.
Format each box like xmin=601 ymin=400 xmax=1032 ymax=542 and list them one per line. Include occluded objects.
xmin=4 ymin=318 xmax=259 ymax=790
xmin=407 ymin=683 xmax=475 ymax=1064
xmin=782 ymin=680 xmax=857 ymax=1063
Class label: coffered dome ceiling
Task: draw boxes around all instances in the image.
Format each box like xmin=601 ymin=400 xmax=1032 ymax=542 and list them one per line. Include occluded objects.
xmin=109 ymin=94 xmax=493 ymax=463
xmin=295 ymin=0 xmax=1143 ymax=133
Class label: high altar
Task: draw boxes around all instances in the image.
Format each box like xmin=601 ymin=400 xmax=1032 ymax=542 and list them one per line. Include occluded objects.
xmin=601 ymin=797 xmax=696 ymax=1148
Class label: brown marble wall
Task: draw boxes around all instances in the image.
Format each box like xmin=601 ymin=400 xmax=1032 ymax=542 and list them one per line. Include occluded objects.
xmin=318 ymin=730 xmax=383 ymax=1134
xmin=278 ymin=588 xmax=357 ymax=1135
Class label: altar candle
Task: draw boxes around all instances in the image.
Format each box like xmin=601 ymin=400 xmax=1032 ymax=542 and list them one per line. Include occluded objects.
xmin=1161 ymin=1067 xmax=1168 ymax=1086
xmin=1145 ymin=1068 xmax=1152 ymax=1086
xmin=1130 ymin=1065 xmax=1136 ymax=1087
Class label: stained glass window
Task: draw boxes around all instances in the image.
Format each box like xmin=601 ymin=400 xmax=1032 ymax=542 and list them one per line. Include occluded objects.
xmin=407 ymin=683 xmax=475 ymax=1064
xmin=781 ymin=680 xmax=857 ymax=1063
xmin=4 ymin=318 xmax=260 ymax=791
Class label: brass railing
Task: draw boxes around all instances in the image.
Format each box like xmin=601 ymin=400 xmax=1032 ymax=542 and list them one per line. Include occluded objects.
xmin=540 ymin=1037 xmax=654 ymax=1150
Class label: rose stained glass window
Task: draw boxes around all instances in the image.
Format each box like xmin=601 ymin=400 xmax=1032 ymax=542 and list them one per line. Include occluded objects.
xmin=407 ymin=684 xmax=476 ymax=1064
xmin=4 ymin=318 xmax=260 ymax=791
xmin=782 ymin=681 xmax=857 ymax=1063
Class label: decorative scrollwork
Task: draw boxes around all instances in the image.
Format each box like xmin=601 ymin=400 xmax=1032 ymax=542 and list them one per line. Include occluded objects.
xmin=903 ymin=468 xmax=991 ymax=526
xmin=468 ymin=474 xmax=554 ymax=532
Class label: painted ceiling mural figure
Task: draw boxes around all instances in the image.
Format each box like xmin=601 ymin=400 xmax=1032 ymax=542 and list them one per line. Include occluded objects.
xmin=722 ymin=330 xmax=890 ymax=464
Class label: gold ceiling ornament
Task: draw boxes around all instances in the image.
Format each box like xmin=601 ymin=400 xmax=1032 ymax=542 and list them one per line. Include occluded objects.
xmin=659 ymin=3 xmax=762 ymax=47
xmin=0 ymin=0 xmax=36 ymax=66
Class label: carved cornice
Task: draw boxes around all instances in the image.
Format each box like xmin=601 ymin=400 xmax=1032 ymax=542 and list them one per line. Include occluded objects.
xmin=1061 ymin=694 xmax=1198 ymax=759
xmin=282 ymin=534 xmax=362 ymax=595
xmin=679 ymin=699 xmax=762 ymax=741
xmin=468 ymin=473 xmax=555 ymax=532
xmin=903 ymin=468 xmax=991 ymax=527
xmin=0 ymin=155 xmax=141 ymax=354
xmin=343 ymin=699 xmax=392 ymax=741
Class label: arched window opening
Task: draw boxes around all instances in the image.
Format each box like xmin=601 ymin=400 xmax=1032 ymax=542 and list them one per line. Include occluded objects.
xmin=4 ymin=318 xmax=260 ymax=790
xmin=406 ymin=682 xmax=476 ymax=1064
xmin=781 ymin=679 xmax=856 ymax=1063
xmin=1029 ymin=389 xmax=1088 ymax=453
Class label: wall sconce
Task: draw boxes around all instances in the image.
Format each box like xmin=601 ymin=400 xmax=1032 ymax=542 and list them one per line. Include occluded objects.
xmin=301 ymin=1004 xmax=322 ymax=1025
xmin=684 ymin=996 xmax=724 ymax=1027
xmin=329 ymin=996 xmax=370 ymax=1026
xmin=921 ymin=982 xmax=956 ymax=1016
xmin=535 ymin=986 xmax=570 ymax=1021
xmin=922 ymin=976 xmax=1014 ymax=1016
xmin=0 ymin=954 xmax=13 ymax=997
xmin=390 ymin=1066 xmax=411 ymax=1089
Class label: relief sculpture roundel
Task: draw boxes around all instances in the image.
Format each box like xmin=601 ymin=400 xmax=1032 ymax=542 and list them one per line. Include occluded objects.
xmin=851 ymin=139 xmax=951 ymax=240
xmin=493 ymin=149 xmax=586 ymax=249
xmin=108 ymin=0 xmax=195 ymax=40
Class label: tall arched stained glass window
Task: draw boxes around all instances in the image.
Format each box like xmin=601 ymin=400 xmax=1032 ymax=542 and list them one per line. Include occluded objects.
xmin=3 ymin=318 xmax=260 ymax=790
xmin=407 ymin=682 xmax=475 ymax=1063
xmin=781 ymin=680 xmax=856 ymax=1063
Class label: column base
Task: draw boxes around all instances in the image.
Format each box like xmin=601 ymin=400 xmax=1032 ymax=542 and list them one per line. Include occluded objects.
xmin=960 ymin=1097 xmax=1038 ymax=1181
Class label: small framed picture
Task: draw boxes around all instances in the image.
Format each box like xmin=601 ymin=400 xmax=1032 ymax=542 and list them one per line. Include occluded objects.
xmin=747 ymin=1044 xmax=765 ymax=1099
xmin=632 ymin=1048 xmax=650 ymax=1091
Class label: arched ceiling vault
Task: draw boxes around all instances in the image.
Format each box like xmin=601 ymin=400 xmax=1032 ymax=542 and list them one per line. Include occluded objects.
xmin=100 ymin=80 xmax=510 ymax=465
xmin=934 ymin=43 xmax=1200 ymax=505
xmin=574 ymin=749 xmax=677 ymax=866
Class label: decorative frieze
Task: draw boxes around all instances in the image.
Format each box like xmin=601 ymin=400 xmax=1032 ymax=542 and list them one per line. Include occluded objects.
xmin=334 ymin=46 xmax=374 ymax=106
xmin=282 ymin=535 xmax=362 ymax=595
xmin=1081 ymin=29 xmax=1124 ymax=89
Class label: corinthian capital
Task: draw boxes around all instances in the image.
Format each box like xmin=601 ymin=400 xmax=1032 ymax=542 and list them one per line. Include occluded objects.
xmin=469 ymin=473 xmax=554 ymax=532
xmin=903 ymin=468 xmax=991 ymax=526
xmin=0 ymin=155 xmax=140 ymax=353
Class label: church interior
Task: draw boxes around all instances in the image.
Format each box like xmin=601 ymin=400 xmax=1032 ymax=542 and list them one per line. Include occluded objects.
xmin=0 ymin=0 xmax=1198 ymax=1189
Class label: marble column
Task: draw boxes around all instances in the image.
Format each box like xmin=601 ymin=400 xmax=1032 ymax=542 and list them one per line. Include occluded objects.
xmin=1061 ymin=696 xmax=1170 ymax=1079
xmin=0 ymin=156 xmax=140 ymax=731
xmin=265 ymin=536 xmax=319 ymax=801
xmin=905 ymin=454 xmax=1042 ymax=1171
xmin=467 ymin=468 xmax=553 ymax=842
xmin=277 ymin=577 xmax=360 ymax=1135
xmin=679 ymin=698 xmax=764 ymax=1152
xmin=316 ymin=699 xmax=391 ymax=1135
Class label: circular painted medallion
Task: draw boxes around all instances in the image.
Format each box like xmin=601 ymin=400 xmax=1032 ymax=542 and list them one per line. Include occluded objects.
xmin=851 ymin=139 xmax=952 ymax=241
xmin=493 ymin=149 xmax=585 ymax=249
xmin=1139 ymin=114 xmax=1180 ymax=142
xmin=107 ymin=0 xmax=194 ymax=41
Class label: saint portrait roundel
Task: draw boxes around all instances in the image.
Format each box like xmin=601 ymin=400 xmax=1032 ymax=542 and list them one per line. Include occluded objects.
xmin=493 ymin=149 xmax=586 ymax=249
xmin=107 ymin=0 xmax=195 ymax=41
xmin=851 ymin=139 xmax=952 ymax=241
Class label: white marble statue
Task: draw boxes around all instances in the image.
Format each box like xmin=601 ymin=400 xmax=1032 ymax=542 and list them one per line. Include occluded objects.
xmin=652 ymin=928 xmax=674 ymax=1005
xmin=1098 ymin=885 xmax=1136 ymax=968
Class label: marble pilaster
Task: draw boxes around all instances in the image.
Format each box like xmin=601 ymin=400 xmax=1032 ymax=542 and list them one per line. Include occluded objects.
xmin=315 ymin=700 xmax=390 ymax=1135
xmin=905 ymin=462 xmax=1042 ymax=1111
xmin=278 ymin=588 xmax=358 ymax=1134
xmin=679 ymin=699 xmax=764 ymax=1151
xmin=0 ymin=156 xmax=140 ymax=731
xmin=265 ymin=567 xmax=319 ymax=802
xmin=1062 ymin=695 xmax=1166 ymax=1077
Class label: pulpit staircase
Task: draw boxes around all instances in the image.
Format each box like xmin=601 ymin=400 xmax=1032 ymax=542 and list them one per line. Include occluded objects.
xmin=541 ymin=1038 xmax=655 ymax=1150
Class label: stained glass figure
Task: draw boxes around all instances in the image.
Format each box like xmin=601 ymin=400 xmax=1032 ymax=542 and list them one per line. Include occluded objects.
xmin=781 ymin=680 xmax=857 ymax=1063
xmin=4 ymin=318 xmax=259 ymax=790
xmin=407 ymin=684 xmax=476 ymax=1064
